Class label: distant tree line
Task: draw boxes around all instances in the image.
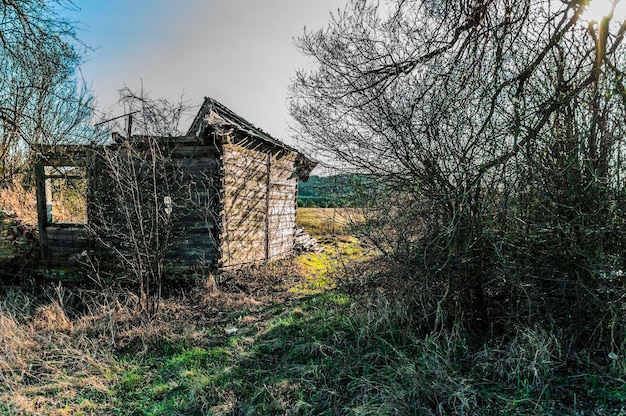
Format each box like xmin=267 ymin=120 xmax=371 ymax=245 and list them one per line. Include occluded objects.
xmin=297 ymin=174 xmax=374 ymax=208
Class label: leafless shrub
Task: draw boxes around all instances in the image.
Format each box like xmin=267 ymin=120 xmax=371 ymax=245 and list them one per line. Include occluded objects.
xmin=290 ymin=0 xmax=626 ymax=344
xmin=85 ymin=88 xmax=212 ymax=318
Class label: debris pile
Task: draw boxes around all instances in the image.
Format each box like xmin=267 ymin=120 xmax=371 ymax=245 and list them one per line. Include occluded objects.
xmin=2 ymin=211 xmax=37 ymax=244
xmin=294 ymin=227 xmax=323 ymax=253
xmin=0 ymin=210 xmax=38 ymax=280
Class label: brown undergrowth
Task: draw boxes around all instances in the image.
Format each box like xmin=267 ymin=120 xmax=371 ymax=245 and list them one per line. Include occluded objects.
xmin=0 ymin=179 xmax=37 ymax=227
xmin=2 ymin=208 xmax=626 ymax=414
xmin=0 ymin=259 xmax=311 ymax=415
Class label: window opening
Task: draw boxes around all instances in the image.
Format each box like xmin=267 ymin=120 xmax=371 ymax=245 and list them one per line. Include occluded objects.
xmin=44 ymin=165 xmax=87 ymax=224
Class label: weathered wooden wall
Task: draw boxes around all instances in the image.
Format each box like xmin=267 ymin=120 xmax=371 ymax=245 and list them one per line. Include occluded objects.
xmin=38 ymin=133 xmax=303 ymax=271
xmin=165 ymin=139 xmax=220 ymax=265
xmin=39 ymin=138 xmax=221 ymax=267
xmin=267 ymin=152 xmax=298 ymax=260
xmin=44 ymin=225 xmax=89 ymax=261
xmin=220 ymin=138 xmax=298 ymax=268
xmin=90 ymin=137 xmax=220 ymax=267
xmin=220 ymin=141 xmax=270 ymax=267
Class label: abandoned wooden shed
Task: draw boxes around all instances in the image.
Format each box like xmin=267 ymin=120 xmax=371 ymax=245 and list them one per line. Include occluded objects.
xmin=35 ymin=97 xmax=316 ymax=270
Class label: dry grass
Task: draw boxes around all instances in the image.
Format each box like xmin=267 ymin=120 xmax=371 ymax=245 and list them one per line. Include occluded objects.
xmin=0 ymin=256 xmax=317 ymax=414
xmin=0 ymin=311 xmax=39 ymax=388
xmin=296 ymin=207 xmax=361 ymax=241
xmin=47 ymin=176 xmax=87 ymax=224
xmin=0 ymin=179 xmax=37 ymax=226
xmin=0 ymin=175 xmax=86 ymax=226
xmin=0 ymin=289 xmax=116 ymax=415
xmin=0 ymin=208 xmax=625 ymax=414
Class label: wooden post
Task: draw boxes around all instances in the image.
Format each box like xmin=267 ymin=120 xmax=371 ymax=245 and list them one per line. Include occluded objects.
xmin=265 ymin=152 xmax=271 ymax=262
xmin=86 ymin=147 xmax=95 ymax=252
xmin=35 ymin=159 xmax=49 ymax=260
xmin=44 ymin=168 xmax=52 ymax=223
xmin=127 ymin=113 xmax=133 ymax=138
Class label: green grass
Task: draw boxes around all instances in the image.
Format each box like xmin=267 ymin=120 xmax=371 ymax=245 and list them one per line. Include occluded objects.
xmin=4 ymin=208 xmax=626 ymax=414
xmin=4 ymin=281 xmax=626 ymax=414
xmin=113 ymin=345 xmax=240 ymax=415
xmin=294 ymin=208 xmax=372 ymax=295
xmin=97 ymin=292 xmax=353 ymax=415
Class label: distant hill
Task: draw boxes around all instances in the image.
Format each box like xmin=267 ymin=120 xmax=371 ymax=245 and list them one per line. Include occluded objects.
xmin=298 ymin=174 xmax=369 ymax=207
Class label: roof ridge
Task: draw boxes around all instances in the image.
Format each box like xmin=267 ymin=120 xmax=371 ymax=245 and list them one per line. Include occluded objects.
xmin=186 ymin=96 xmax=297 ymax=152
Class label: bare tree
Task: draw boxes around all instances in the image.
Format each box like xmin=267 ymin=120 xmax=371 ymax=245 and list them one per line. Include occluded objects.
xmin=114 ymin=85 xmax=191 ymax=137
xmin=88 ymin=89 xmax=205 ymax=317
xmin=291 ymin=0 xmax=626 ymax=334
xmin=0 ymin=0 xmax=92 ymax=182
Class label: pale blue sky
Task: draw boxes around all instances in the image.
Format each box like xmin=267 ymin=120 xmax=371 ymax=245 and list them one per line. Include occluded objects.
xmin=61 ymin=0 xmax=349 ymax=145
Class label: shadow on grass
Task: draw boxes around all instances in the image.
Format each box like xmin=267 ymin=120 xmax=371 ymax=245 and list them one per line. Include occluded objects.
xmin=3 ymin=278 xmax=626 ymax=416
xmin=110 ymin=285 xmax=626 ymax=416
xmin=111 ymin=291 xmax=354 ymax=416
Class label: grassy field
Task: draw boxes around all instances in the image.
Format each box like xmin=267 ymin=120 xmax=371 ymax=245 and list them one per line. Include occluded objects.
xmin=1 ymin=209 xmax=626 ymax=414
xmin=296 ymin=208 xmax=353 ymax=240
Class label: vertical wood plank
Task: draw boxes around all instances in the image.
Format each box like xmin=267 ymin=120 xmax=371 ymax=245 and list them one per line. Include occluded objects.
xmin=265 ymin=152 xmax=271 ymax=262
xmin=35 ymin=158 xmax=49 ymax=260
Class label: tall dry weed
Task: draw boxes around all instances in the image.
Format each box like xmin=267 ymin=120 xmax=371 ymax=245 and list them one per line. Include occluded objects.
xmin=473 ymin=326 xmax=561 ymax=388
xmin=0 ymin=288 xmax=116 ymax=415
xmin=0 ymin=179 xmax=37 ymax=226
xmin=0 ymin=313 xmax=40 ymax=389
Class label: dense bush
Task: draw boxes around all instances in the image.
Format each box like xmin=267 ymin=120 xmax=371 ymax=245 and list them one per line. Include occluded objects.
xmin=290 ymin=0 xmax=626 ymax=350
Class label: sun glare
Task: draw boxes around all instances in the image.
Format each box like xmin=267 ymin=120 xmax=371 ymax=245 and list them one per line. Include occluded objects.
xmin=582 ymin=0 xmax=626 ymax=23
